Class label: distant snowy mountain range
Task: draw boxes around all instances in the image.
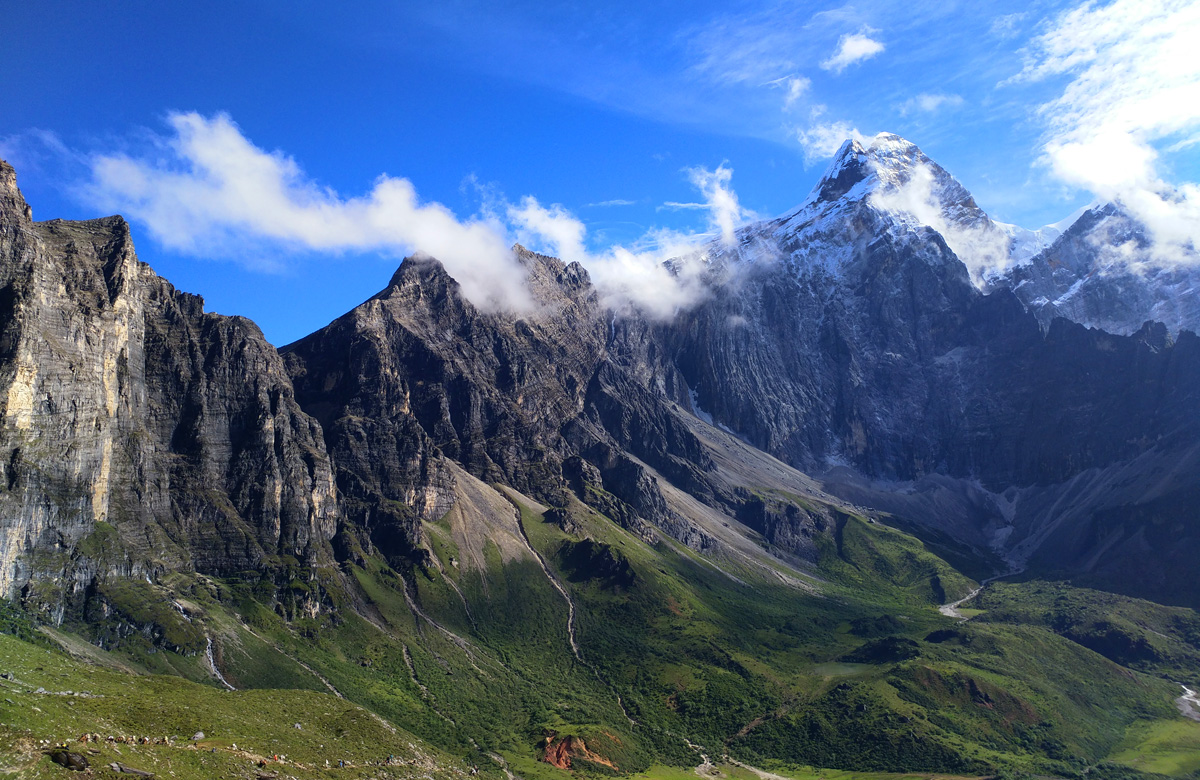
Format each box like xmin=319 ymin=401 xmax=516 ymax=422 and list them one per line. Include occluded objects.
xmin=722 ymin=132 xmax=1200 ymax=337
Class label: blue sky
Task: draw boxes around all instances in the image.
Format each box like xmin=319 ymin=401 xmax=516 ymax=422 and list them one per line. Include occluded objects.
xmin=3 ymin=0 xmax=1198 ymax=344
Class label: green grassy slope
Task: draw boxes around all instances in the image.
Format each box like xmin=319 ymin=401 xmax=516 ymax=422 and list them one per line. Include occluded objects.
xmin=0 ymin=632 xmax=476 ymax=780
xmin=3 ymin=487 xmax=1199 ymax=779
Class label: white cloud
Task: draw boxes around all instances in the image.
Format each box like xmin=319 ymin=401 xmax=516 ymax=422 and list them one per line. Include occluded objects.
xmin=797 ymin=118 xmax=865 ymax=164
xmin=85 ymin=112 xmax=534 ymax=311
xmin=508 ymin=196 xmax=589 ymax=265
xmin=510 ymin=164 xmax=756 ymax=318
xmin=763 ymin=74 xmax=812 ymax=111
xmin=898 ymin=93 xmax=964 ymax=116
xmin=1015 ymin=0 xmax=1200 ymax=265
xmin=585 ymin=199 xmax=636 ymax=207
xmin=870 ymin=161 xmax=1014 ymax=279
xmin=686 ymin=164 xmax=755 ymax=246
xmin=820 ymin=31 xmax=885 ymax=74
xmin=508 ymin=199 xmax=707 ymax=319
xmin=783 ymin=76 xmax=811 ymax=109
xmin=80 ymin=112 xmax=761 ymax=321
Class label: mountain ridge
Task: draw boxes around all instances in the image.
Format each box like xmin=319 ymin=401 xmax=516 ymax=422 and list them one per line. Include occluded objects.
xmin=3 ymin=151 xmax=1200 ymax=777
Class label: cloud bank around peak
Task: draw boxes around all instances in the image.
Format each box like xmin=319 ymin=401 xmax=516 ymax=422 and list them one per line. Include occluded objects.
xmin=869 ymin=161 xmax=1013 ymax=280
xmin=86 ymin=112 xmax=534 ymax=311
xmin=1017 ymin=0 xmax=1200 ymax=266
xmin=82 ymin=112 xmax=756 ymax=320
xmin=508 ymin=162 xmax=757 ymax=319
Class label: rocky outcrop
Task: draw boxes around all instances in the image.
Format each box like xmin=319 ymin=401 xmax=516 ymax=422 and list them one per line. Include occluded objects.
xmin=540 ymin=733 xmax=616 ymax=771
xmin=0 ymin=160 xmax=338 ymax=617
xmin=282 ymin=247 xmax=715 ymax=558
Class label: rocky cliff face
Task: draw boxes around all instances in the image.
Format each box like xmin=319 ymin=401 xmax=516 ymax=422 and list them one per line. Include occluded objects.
xmin=656 ymin=136 xmax=1200 ymax=604
xmin=665 ymin=137 xmax=1200 ymax=490
xmin=0 ymin=161 xmax=338 ymax=619
xmin=984 ymin=203 xmax=1200 ymax=337
xmin=281 ymin=247 xmax=721 ymax=561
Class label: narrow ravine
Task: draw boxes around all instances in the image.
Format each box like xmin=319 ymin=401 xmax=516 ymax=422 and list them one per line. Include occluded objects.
xmin=439 ymin=572 xmax=479 ymax=631
xmin=398 ymin=577 xmax=498 ymax=676
xmin=402 ymin=645 xmax=457 ymax=726
xmin=205 ymin=635 xmax=236 ymax=691
xmin=938 ymin=570 xmax=1023 ymax=620
xmin=506 ymin=496 xmax=636 ymax=725
xmin=238 ymin=620 xmax=346 ymax=700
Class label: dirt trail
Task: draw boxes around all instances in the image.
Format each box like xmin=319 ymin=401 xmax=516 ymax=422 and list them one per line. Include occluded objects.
xmin=938 ymin=570 xmax=1023 ymax=620
xmin=727 ymin=758 xmax=794 ymax=780
xmin=938 ymin=588 xmax=983 ymax=620
xmin=682 ymin=738 xmax=790 ymax=780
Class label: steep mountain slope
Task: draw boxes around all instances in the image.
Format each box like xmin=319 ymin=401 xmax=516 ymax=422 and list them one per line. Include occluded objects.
xmin=985 ymin=202 xmax=1200 ymax=336
xmin=281 ymin=246 xmax=845 ymax=571
xmin=661 ymin=134 xmax=1200 ymax=605
xmin=668 ymin=136 xmax=1200 ymax=484
xmin=0 ymin=160 xmax=339 ymax=622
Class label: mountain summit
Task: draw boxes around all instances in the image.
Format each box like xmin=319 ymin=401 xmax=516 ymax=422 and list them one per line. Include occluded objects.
xmin=800 ymin=133 xmax=971 ymax=209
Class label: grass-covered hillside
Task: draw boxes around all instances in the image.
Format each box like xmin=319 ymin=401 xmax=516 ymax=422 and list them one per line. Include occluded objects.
xmin=4 ymin=482 xmax=1200 ymax=779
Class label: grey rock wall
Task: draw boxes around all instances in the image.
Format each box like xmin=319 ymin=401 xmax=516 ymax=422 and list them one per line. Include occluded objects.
xmin=0 ymin=161 xmax=338 ymax=616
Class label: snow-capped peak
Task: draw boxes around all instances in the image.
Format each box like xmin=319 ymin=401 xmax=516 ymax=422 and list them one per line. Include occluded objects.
xmin=720 ymin=133 xmax=1097 ymax=284
xmin=792 ymin=133 xmax=957 ymax=216
xmin=989 ymin=203 xmax=1097 ymax=267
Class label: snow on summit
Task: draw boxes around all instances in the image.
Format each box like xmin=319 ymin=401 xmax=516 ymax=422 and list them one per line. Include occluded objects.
xmin=718 ymin=133 xmax=1085 ymax=283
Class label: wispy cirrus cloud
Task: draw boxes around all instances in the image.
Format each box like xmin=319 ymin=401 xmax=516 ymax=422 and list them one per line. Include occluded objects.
xmin=585 ymin=199 xmax=637 ymax=207
xmin=820 ymin=30 xmax=885 ymax=74
xmin=897 ymin=92 xmax=964 ymax=116
xmin=989 ymin=12 xmax=1027 ymax=39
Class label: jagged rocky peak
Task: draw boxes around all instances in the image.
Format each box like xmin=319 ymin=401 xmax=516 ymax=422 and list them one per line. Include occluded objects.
xmin=0 ymin=161 xmax=340 ymax=617
xmin=768 ymin=132 xmax=991 ymax=255
xmin=986 ymin=201 xmax=1200 ymax=335
xmin=0 ymin=160 xmax=33 ymax=223
xmin=715 ymin=133 xmax=991 ymax=279
xmin=737 ymin=133 xmax=1079 ymax=285
xmin=800 ymin=133 xmax=975 ymax=212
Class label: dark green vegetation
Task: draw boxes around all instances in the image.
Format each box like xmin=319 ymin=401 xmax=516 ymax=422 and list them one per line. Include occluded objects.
xmin=4 ymin=485 xmax=1200 ymax=779
xmin=970 ymin=581 xmax=1200 ymax=685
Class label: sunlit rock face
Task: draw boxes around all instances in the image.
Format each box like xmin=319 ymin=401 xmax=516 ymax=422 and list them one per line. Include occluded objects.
xmin=0 ymin=160 xmax=339 ymax=617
